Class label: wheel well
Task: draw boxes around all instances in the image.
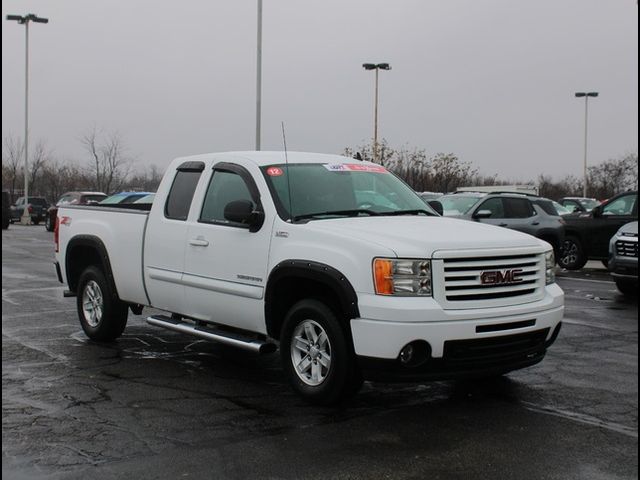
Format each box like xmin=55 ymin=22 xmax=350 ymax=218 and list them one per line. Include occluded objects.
xmin=265 ymin=262 xmax=360 ymax=340
xmin=267 ymin=277 xmax=344 ymax=338
xmin=65 ymin=236 xmax=117 ymax=298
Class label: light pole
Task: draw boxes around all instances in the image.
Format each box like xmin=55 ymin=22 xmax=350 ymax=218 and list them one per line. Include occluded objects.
xmin=6 ymin=13 xmax=49 ymax=225
xmin=256 ymin=0 xmax=262 ymax=151
xmin=575 ymin=91 xmax=598 ymax=198
xmin=363 ymin=63 xmax=391 ymax=164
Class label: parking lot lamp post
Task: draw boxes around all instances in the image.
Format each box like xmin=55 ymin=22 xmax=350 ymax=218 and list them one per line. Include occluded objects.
xmin=363 ymin=63 xmax=391 ymax=164
xmin=255 ymin=0 xmax=262 ymax=151
xmin=575 ymin=92 xmax=598 ymax=198
xmin=6 ymin=13 xmax=49 ymax=225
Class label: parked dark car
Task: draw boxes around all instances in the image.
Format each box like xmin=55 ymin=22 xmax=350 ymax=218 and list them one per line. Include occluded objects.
xmin=45 ymin=191 xmax=107 ymax=231
xmin=436 ymin=192 xmax=566 ymax=258
xmin=10 ymin=196 xmax=50 ymax=225
xmin=2 ymin=191 xmax=10 ymax=229
xmin=558 ymin=196 xmax=601 ymax=213
xmin=608 ymin=221 xmax=638 ymax=296
xmin=559 ymin=191 xmax=638 ymax=270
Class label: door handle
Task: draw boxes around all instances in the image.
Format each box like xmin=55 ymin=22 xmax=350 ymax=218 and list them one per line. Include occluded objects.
xmin=189 ymin=237 xmax=210 ymax=247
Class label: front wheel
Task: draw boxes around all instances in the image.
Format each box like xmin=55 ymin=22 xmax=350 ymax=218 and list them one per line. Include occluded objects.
xmin=280 ymin=299 xmax=361 ymax=405
xmin=615 ymin=279 xmax=637 ymax=297
xmin=45 ymin=215 xmax=53 ymax=231
xmin=558 ymin=236 xmax=587 ymax=270
xmin=76 ymin=266 xmax=128 ymax=341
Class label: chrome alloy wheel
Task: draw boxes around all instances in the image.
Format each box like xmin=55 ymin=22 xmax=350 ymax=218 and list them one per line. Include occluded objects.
xmin=291 ymin=319 xmax=332 ymax=386
xmin=82 ymin=280 xmax=104 ymax=327
xmin=561 ymin=239 xmax=578 ymax=266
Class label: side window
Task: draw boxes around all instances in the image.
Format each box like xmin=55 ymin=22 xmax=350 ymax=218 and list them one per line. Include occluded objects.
xmin=165 ymin=170 xmax=202 ymax=220
xmin=505 ymin=198 xmax=535 ymax=218
xmin=199 ymin=171 xmax=254 ymax=225
xmin=477 ymin=198 xmax=504 ymax=218
xmin=603 ymin=194 xmax=637 ymax=216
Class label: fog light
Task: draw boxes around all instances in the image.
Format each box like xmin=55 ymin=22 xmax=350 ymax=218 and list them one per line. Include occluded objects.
xmin=398 ymin=341 xmax=431 ymax=367
xmin=399 ymin=344 xmax=414 ymax=365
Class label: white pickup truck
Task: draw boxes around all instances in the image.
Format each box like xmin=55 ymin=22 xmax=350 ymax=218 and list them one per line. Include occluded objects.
xmin=55 ymin=151 xmax=564 ymax=404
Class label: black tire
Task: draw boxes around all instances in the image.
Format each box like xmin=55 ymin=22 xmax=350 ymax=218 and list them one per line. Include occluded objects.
xmin=33 ymin=219 xmax=40 ymax=225
xmin=280 ymin=299 xmax=361 ymax=405
xmin=76 ymin=266 xmax=128 ymax=341
xmin=615 ymin=279 xmax=637 ymax=297
xmin=45 ymin=214 xmax=53 ymax=231
xmin=2 ymin=219 xmax=8 ymax=230
xmin=559 ymin=236 xmax=587 ymax=270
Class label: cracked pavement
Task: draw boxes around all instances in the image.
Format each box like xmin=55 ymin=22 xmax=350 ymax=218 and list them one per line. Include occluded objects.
xmin=2 ymin=225 xmax=638 ymax=479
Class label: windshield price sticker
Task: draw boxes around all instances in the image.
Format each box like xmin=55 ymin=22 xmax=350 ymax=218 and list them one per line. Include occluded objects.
xmin=323 ymin=164 xmax=388 ymax=173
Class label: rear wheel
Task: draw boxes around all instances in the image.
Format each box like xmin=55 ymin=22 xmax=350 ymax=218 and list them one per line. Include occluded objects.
xmin=280 ymin=299 xmax=361 ymax=405
xmin=45 ymin=214 xmax=53 ymax=231
xmin=559 ymin=236 xmax=587 ymax=270
xmin=76 ymin=266 xmax=128 ymax=341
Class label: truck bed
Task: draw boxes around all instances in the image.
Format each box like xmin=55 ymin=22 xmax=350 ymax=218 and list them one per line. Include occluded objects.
xmin=57 ymin=205 xmax=150 ymax=306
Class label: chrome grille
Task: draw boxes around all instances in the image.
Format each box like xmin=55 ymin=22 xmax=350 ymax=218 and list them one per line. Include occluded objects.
xmin=443 ymin=253 xmax=543 ymax=303
xmin=616 ymin=240 xmax=638 ymax=258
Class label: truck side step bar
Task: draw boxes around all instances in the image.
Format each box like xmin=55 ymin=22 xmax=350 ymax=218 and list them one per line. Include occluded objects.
xmin=146 ymin=315 xmax=277 ymax=354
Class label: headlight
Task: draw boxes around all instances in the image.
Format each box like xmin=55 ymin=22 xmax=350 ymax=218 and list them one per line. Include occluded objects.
xmin=545 ymin=250 xmax=555 ymax=285
xmin=373 ymin=258 xmax=432 ymax=296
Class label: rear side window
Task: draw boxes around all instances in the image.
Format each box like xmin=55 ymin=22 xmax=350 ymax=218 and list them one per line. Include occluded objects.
xmin=165 ymin=171 xmax=202 ymax=220
xmin=534 ymin=200 xmax=558 ymax=216
xmin=505 ymin=198 xmax=535 ymax=218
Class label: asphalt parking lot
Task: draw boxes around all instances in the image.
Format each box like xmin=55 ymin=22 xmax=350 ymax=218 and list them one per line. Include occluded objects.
xmin=2 ymin=224 xmax=638 ymax=480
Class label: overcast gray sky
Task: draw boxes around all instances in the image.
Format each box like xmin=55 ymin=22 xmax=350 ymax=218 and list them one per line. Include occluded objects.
xmin=2 ymin=0 xmax=638 ymax=180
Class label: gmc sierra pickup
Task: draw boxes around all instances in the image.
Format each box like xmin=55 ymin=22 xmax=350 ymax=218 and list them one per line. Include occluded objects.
xmin=55 ymin=151 xmax=564 ymax=404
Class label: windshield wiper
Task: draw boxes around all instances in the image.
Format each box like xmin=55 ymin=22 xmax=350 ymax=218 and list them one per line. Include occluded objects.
xmin=293 ymin=209 xmax=381 ymax=222
xmin=383 ymin=209 xmax=433 ymax=216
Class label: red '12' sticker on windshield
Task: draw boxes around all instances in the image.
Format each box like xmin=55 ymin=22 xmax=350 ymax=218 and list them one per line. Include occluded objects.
xmin=267 ymin=167 xmax=284 ymax=176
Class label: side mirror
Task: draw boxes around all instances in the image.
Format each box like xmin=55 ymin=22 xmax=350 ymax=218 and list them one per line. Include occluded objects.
xmin=474 ymin=209 xmax=493 ymax=219
xmin=428 ymin=200 xmax=443 ymax=216
xmin=572 ymin=206 xmax=581 ymax=213
xmin=224 ymin=200 xmax=264 ymax=232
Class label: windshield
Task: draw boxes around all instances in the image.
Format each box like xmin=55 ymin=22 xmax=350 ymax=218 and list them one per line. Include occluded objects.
xmin=261 ymin=163 xmax=436 ymax=221
xmin=579 ymin=198 xmax=600 ymax=211
xmin=552 ymin=201 xmax=572 ymax=215
xmin=438 ymin=195 xmax=483 ymax=216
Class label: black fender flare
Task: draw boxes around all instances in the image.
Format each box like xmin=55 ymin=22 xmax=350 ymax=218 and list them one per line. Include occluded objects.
xmin=65 ymin=235 xmax=120 ymax=299
xmin=264 ymin=260 xmax=360 ymax=338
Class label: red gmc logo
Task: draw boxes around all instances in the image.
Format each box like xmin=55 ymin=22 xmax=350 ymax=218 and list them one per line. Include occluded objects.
xmin=480 ymin=269 xmax=524 ymax=285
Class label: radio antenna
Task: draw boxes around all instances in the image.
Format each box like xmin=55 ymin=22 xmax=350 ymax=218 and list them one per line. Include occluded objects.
xmin=281 ymin=122 xmax=294 ymax=222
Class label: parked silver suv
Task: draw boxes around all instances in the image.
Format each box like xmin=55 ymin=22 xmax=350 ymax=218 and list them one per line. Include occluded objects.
xmin=608 ymin=221 xmax=638 ymax=296
xmin=436 ymin=192 xmax=566 ymax=258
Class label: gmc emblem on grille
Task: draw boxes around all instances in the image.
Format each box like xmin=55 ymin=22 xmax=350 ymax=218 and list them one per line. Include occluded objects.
xmin=481 ymin=269 xmax=524 ymax=285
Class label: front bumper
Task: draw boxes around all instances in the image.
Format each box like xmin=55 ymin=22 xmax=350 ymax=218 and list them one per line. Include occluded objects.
xmin=608 ymin=256 xmax=638 ymax=281
xmin=350 ymin=284 xmax=564 ymax=379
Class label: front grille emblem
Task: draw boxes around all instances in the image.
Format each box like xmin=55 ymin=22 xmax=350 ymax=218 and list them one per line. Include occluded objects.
xmin=480 ymin=269 xmax=524 ymax=285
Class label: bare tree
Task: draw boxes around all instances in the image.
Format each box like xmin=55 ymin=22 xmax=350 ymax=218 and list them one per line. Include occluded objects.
xmin=28 ymin=140 xmax=51 ymax=196
xmin=2 ymin=135 xmax=24 ymax=199
xmin=587 ymin=152 xmax=638 ymax=199
xmin=81 ymin=128 xmax=132 ymax=194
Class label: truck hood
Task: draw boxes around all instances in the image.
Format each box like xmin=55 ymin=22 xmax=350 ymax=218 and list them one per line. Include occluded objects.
xmin=305 ymin=216 xmax=546 ymax=257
